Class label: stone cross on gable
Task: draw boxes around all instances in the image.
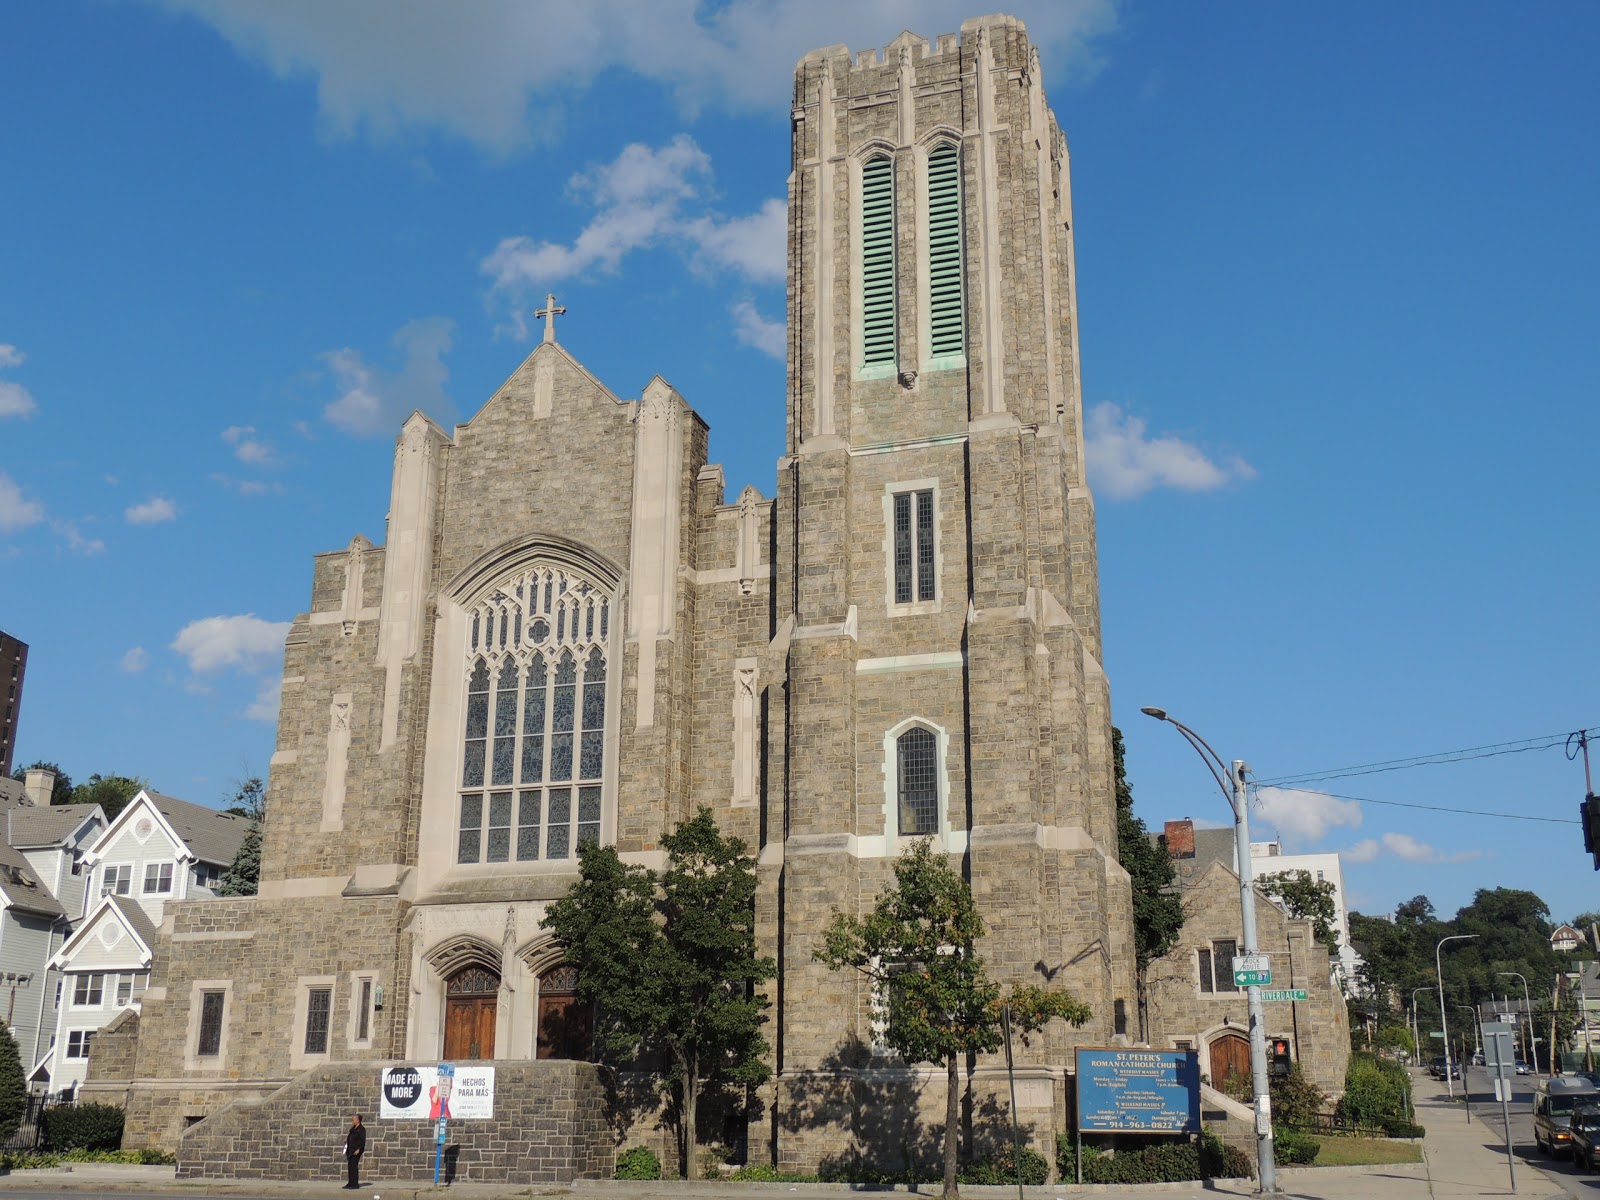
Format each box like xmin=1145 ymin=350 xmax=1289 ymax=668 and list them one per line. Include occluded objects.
xmin=535 ymin=293 xmax=566 ymax=344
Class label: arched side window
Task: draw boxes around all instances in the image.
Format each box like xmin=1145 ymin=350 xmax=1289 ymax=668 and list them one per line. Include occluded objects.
xmin=861 ymin=155 xmax=897 ymax=367
xmin=896 ymin=727 xmax=939 ymax=836
xmin=458 ymin=565 xmax=611 ymax=865
xmin=925 ymin=143 xmax=964 ymax=358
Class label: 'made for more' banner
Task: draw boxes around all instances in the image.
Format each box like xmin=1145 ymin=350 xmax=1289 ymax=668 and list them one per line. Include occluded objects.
xmin=379 ymin=1065 xmax=496 ymax=1120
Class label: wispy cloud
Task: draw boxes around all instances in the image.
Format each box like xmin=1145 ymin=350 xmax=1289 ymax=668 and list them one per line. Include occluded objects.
xmin=1253 ymin=786 xmax=1362 ymax=846
xmin=221 ymin=424 xmax=278 ymax=466
xmin=152 ymin=1 xmax=1117 ymax=154
xmin=1085 ymin=402 xmax=1255 ymax=500
xmin=120 ymin=646 xmax=149 ymax=673
xmin=731 ymin=299 xmax=785 ymax=360
xmin=126 ymin=496 xmax=179 ymax=525
xmin=245 ymin=678 xmax=283 ymax=723
xmin=322 ymin=316 xmax=455 ymax=436
xmin=1343 ymin=832 xmax=1479 ymax=866
xmin=0 ymin=343 xmax=37 ymax=420
xmin=481 ymin=137 xmax=782 ymax=339
xmin=0 ymin=472 xmax=45 ymax=533
xmin=54 ymin=519 xmax=105 ymax=555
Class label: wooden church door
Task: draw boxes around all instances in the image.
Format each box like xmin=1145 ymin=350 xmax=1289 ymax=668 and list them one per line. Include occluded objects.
xmin=1209 ymin=1033 xmax=1250 ymax=1088
xmin=443 ymin=966 xmax=499 ymax=1060
xmin=536 ymin=965 xmax=593 ymax=1060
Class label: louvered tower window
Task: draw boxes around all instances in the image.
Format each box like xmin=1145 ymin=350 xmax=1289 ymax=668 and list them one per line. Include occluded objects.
xmin=861 ymin=155 xmax=897 ymax=367
xmin=926 ymin=144 xmax=964 ymax=357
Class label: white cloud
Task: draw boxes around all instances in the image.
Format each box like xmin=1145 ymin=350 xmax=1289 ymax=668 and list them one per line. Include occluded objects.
xmin=1343 ymin=838 xmax=1381 ymax=864
xmin=246 ymin=678 xmax=282 ymax=723
xmin=323 ymin=316 xmax=455 ymax=437
xmin=126 ymin=496 xmax=179 ymax=525
xmin=1253 ymin=786 xmax=1363 ymax=846
xmin=171 ymin=614 xmax=291 ymax=673
xmin=0 ymin=345 xmax=36 ymax=419
xmin=0 ymin=472 xmax=45 ymax=533
xmin=1379 ymin=832 xmax=1481 ymax=865
xmin=482 ymin=137 xmax=783 ymax=339
xmin=221 ymin=424 xmax=278 ymax=466
xmin=731 ymin=299 xmax=785 ymax=360
xmin=120 ymin=647 xmax=149 ymax=673
xmin=152 ymin=1 xmax=1116 ymax=154
xmin=54 ymin=519 xmax=105 ymax=555
xmin=1085 ymin=402 xmax=1255 ymax=500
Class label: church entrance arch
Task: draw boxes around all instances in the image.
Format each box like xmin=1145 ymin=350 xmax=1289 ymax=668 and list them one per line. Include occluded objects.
xmin=1209 ymin=1032 xmax=1250 ymax=1090
xmin=443 ymin=966 xmax=499 ymax=1060
xmin=536 ymin=964 xmax=592 ymax=1060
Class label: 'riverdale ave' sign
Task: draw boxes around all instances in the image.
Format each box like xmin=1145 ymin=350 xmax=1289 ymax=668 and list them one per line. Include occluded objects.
xmin=1074 ymin=1049 xmax=1200 ymax=1133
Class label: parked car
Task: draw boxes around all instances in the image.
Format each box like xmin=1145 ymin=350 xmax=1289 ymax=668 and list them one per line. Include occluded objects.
xmin=1429 ymin=1056 xmax=1461 ymax=1080
xmin=1569 ymin=1106 xmax=1600 ymax=1171
xmin=1533 ymin=1077 xmax=1600 ymax=1156
xmin=1516 ymin=1059 xmax=1531 ymax=1076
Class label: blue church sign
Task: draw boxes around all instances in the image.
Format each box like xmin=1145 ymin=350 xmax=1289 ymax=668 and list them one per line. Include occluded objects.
xmin=1075 ymin=1048 xmax=1201 ymax=1133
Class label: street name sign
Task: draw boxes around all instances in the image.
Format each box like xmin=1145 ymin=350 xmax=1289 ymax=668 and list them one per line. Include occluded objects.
xmin=1260 ymin=989 xmax=1308 ymax=1001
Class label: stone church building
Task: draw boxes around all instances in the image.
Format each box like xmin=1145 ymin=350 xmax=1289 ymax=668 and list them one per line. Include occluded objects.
xmin=94 ymin=15 xmax=1141 ymax=1178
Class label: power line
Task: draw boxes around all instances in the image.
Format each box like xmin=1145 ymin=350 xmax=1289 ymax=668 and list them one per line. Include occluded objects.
xmin=1248 ymin=784 xmax=1580 ymax=826
xmin=1254 ymin=728 xmax=1592 ymax=788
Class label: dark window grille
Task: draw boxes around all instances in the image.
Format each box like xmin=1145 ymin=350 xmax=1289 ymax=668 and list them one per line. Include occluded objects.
xmin=197 ymin=990 xmax=225 ymax=1056
xmin=896 ymin=728 xmax=939 ymax=835
xmin=357 ymin=979 xmax=372 ymax=1043
xmin=303 ymin=987 xmax=332 ymax=1055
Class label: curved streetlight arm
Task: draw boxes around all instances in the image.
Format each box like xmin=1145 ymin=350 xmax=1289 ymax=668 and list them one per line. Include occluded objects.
xmin=1437 ymin=933 xmax=1479 ymax=1099
xmin=1140 ymin=708 xmax=1236 ymax=812
xmin=1499 ymin=971 xmax=1537 ymax=1069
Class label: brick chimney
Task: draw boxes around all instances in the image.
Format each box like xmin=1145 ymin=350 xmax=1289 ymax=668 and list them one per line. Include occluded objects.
xmin=22 ymin=767 xmax=54 ymax=807
xmin=1163 ymin=819 xmax=1195 ymax=858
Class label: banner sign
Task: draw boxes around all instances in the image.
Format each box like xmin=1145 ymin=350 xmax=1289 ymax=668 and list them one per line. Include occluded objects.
xmin=1075 ymin=1049 xmax=1200 ymax=1133
xmin=379 ymin=1065 xmax=496 ymax=1120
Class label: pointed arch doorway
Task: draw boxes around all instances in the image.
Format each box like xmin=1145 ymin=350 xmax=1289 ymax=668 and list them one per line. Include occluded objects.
xmin=536 ymin=964 xmax=593 ymax=1060
xmin=443 ymin=965 xmax=499 ymax=1060
xmin=1209 ymin=1032 xmax=1250 ymax=1089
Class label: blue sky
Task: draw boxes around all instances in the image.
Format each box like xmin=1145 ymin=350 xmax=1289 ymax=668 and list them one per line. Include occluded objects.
xmin=2 ymin=1 xmax=1596 ymax=927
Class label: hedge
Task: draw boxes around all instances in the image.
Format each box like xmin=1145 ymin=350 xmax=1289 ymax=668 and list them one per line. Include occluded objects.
xmin=40 ymin=1104 xmax=124 ymax=1152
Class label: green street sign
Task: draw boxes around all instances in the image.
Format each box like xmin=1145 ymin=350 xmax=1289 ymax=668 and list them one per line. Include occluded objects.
xmin=1234 ymin=970 xmax=1271 ymax=987
xmin=1260 ymin=989 xmax=1308 ymax=1002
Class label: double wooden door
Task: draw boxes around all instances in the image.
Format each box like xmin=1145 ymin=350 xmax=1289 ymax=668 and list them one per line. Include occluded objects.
xmin=1209 ymin=1033 xmax=1250 ymax=1088
xmin=443 ymin=967 xmax=498 ymax=1060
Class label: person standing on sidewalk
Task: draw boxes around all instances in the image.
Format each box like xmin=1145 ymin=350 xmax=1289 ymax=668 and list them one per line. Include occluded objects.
xmin=343 ymin=1113 xmax=366 ymax=1189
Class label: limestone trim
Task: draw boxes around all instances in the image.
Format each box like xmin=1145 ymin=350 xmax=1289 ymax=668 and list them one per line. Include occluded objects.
xmin=288 ymin=974 xmax=338 ymax=1070
xmin=256 ymin=876 xmax=348 ymax=900
xmin=182 ymin=979 xmax=234 ymax=1074
xmin=320 ymin=692 xmax=353 ymax=833
xmin=424 ymin=934 xmax=502 ymax=978
xmin=848 ymin=431 xmax=968 ymax=457
xmin=856 ymin=651 xmax=963 ymax=674
xmin=627 ymin=377 xmax=685 ymax=729
xmin=171 ymin=930 xmax=255 ymax=943
xmin=446 ymin=532 xmax=624 ymax=608
xmin=346 ymin=971 xmax=379 ymax=1050
xmin=731 ymin=658 xmax=759 ymax=808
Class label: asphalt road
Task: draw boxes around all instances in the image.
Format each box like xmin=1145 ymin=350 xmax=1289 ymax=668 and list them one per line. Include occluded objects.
xmin=1448 ymin=1064 xmax=1600 ymax=1198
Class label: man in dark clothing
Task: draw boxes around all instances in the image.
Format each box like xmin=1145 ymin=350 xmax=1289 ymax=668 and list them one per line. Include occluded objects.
xmin=343 ymin=1114 xmax=366 ymax=1189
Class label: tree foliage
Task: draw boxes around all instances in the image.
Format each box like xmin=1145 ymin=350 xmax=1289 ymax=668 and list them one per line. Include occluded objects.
xmin=217 ymin=825 xmax=261 ymax=896
xmin=544 ymin=808 xmax=774 ymax=1181
xmin=1257 ymin=869 xmax=1340 ymax=958
xmin=222 ymin=775 xmax=267 ymax=821
xmin=1112 ymin=728 xmax=1184 ymax=969
xmin=0 ymin=1026 xmax=25 ymax=1144
xmin=65 ymin=774 xmax=146 ymax=822
xmin=815 ymin=839 xmax=1090 ymax=1198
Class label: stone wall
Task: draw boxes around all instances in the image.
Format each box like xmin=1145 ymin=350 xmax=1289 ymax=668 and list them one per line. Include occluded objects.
xmin=176 ymin=1060 xmax=612 ymax=1184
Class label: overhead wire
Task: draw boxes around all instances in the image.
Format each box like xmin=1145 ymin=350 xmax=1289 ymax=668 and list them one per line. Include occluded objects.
xmin=1253 ymin=727 xmax=1591 ymax=788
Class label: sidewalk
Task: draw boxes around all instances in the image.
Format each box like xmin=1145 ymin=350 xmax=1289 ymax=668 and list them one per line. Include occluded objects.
xmin=0 ymin=1073 xmax=1573 ymax=1199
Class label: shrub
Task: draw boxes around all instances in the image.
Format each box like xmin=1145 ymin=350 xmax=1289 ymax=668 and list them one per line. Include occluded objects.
xmin=1338 ymin=1052 xmax=1412 ymax=1129
xmin=1270 ymin=1065 xmax=1326 ymax=1129
xmin=728 ymin=1163 xmax=818 ymax=1182
xmin=1199 ymin=1130 xmax=1255 ymax=1179
xmin=959 ymin=1142 xmax=1050 ymax=1185
xmin=1380 ymin=1116 xmax=1425 ymax=1139
xmin=0 ymin=1028 xmax=25 ymax=1146
xmin=40 ymin=1103 xmax=123 ymax=1152
xmin=1273 ymin=1127 xmax=1321 ymax=1164
xmin=1055 ymin=1130 xmax=1254 ymax=1184
xmin=615 ymin=1145 xmax=662 ymax=1180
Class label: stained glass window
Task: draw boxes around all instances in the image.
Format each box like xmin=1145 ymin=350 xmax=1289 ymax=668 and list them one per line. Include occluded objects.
xmin=891 ymin=489 xmax=936 ymax=605
xmin=458 ymin=563 xmax=613 ymax=863
xmin=896 ymin=727 xmax=938 ymax=836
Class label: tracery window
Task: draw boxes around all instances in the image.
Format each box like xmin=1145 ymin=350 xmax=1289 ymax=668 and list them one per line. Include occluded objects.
xmin=458 ymin=565 xmax=611 ymax=865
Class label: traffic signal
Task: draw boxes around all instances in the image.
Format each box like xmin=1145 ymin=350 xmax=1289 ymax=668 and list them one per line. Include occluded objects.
xmin=1581 ymin=794 xmax=1600 ymax=870
xmin=1269 ymin=1037 xmax=1292 ymax=1076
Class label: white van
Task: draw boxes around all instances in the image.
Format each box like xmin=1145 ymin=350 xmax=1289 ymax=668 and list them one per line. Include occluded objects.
xmin=1533 ymin=1077 xmax=1600 ymax=1156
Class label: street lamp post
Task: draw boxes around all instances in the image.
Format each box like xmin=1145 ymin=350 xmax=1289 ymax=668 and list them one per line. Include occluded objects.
xmin=1141 ymin=707 xmax=1275 ymax=1194
xmin=1436 ymin=934 xmax=1478 ymax=1099
xmin=1411 ymin=987 xmax=1433 ymax=1063
xmin=1499 ymin=972 xmax=1536 ymax=1072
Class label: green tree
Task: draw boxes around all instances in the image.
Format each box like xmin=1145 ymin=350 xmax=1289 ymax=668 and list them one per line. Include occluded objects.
xmin=0 ymin=1025 xmax=25 ymax=1144
xmin=544 ymin=808 xmax=774 ymax=1180
xmin=1257 ymin=869 xmax=1340 ymax=957
xmin=816 ymin=839 xmax=1090 ymax=1198
xmin=8 ymin=760 xmax=73 ymax=804
xmin=66 ymin=774 xmax=146 ymax=821
xmin=217 ymin=777 xmax=266 ymax=897
xmin=1111 ymin=728 xmax=1184 ymax=1040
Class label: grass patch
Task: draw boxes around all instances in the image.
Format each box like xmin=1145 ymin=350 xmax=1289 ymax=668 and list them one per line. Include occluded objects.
xmin=1311 ymin=1137 xmax=1423 ymax=1166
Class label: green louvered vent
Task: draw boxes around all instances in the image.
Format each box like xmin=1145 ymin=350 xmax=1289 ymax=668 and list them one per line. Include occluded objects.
xmin=926 ymin=145 xmax=964 ymax=357
xmin=861 ymin=156 xmax=897 ymax=366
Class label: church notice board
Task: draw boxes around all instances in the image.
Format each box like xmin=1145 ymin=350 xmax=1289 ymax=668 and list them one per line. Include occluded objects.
xmin=379 ymin=1065 xmax=496 ymax=1120
xmin=1074 ymin=1049 xmax=1200 ymax=1133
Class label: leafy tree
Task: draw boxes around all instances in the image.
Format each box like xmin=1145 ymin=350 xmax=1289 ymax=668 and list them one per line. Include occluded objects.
xmin=217 ymin=777 xmax=266 ymax=897
xmin=66 ymin=774 xmax=146 ymax=821
xmin=816 ymin=839 xmax=1090 ymax=1198
xmin=0 ymin=1025 xmax=24 ymax=1144
xmin=8 ymin=760 xmax=73 ymax=804
xmin=1394 ymin=895 xmax=1435 ymax=925
xmin=1111 ymin=728 xmax=1184 ymax=1040
xmin=1570 ymin=912 xmax=1600 ymax=936
xmin=1257 ymin=869 xmax=1340 ymax=957
xmin=545 ymin=808 xmax=774 ymax=1181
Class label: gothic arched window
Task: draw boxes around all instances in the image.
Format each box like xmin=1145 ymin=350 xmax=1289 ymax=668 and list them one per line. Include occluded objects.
xmin=925 ymin=143 xmax=964 ymax=358
xmin=896 ymin=726 xmax=939 ymax=837
xmin=458 ymin=565 xmax=612 ymax=864
xmin=861 ymin=154 xmax=897 ymax=367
